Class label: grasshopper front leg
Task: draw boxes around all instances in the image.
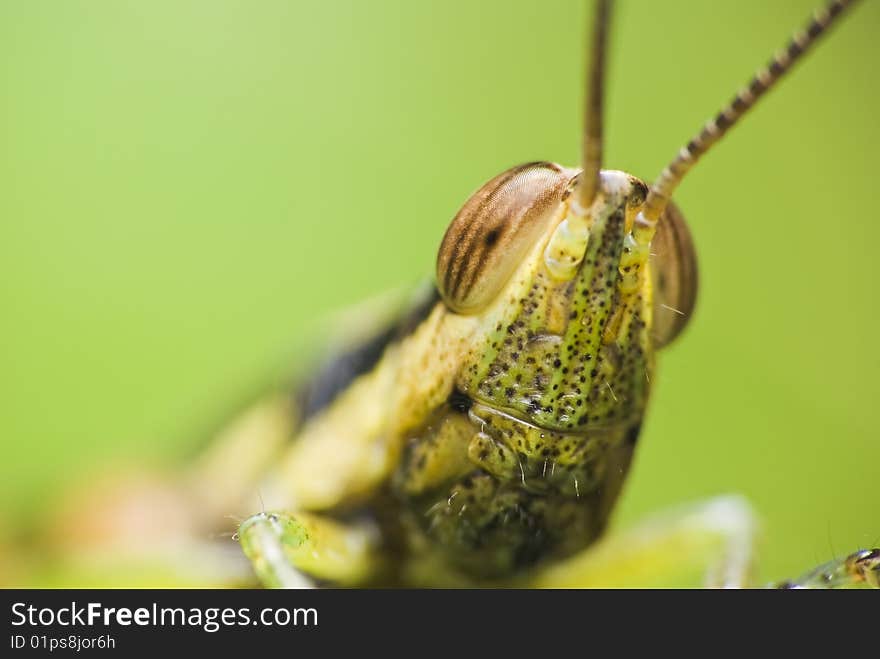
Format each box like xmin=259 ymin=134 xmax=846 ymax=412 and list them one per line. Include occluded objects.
xmin=238 ymin=511 xmax=383 ymax=588
xmin=528 ymin=496 xmax=758 ymax=588
xmin=528 ymin=497 xmax=879 ymax=589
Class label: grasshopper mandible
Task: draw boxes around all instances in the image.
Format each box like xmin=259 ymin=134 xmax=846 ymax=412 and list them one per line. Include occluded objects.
xmin=44 ymin=0 xmax=877 ymax=588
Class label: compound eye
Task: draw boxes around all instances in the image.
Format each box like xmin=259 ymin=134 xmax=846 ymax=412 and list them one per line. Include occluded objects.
xmin=650 ymin=201 xmax=698 ymax=348
xmin=436 ymin=162 xmax=572 ymax=314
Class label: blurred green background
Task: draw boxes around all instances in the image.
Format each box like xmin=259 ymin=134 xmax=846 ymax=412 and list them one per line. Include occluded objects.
xmin=1 ymin=0 xmax=878 ymax=585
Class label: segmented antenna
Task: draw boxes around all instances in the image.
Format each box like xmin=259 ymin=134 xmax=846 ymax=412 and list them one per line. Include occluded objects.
xmin=636 ymin=0 xmax=859 ymax=238
xmin=578 ymin=0 xmax=613 ymax=211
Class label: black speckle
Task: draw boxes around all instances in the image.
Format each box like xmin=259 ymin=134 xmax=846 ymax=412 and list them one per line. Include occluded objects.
xmin=448 ymin=389 xmax=473 ymax=413
xmin=625 ymin=423 xmax=642 ymax=445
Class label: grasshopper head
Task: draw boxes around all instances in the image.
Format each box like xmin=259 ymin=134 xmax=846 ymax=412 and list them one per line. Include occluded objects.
xmin=430 ymin=0 xmax=854 ymax=435
xmin=436 ymin=161 xmax=696 ymax=433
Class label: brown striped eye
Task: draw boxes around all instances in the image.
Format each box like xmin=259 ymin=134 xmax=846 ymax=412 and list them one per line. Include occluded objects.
xmin=650 ymin=201 xmax=698 ymax=348
xmin=436 ymin=162 xmax=573 ymax=314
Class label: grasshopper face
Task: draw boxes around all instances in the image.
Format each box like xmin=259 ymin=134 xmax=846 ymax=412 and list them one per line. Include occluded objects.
xmin=440 ymin=164 xmax=666 ymax=435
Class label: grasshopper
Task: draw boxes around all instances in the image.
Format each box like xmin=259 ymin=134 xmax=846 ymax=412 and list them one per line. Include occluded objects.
xmin=35 ymin=0 xmax=877 ymax=588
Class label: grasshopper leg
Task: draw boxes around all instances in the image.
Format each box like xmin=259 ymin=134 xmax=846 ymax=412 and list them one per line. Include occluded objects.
xmin=775 ymin=548 xmax=880 ymax=589
xmin=237 ymin=510 xmax=382 ymax=588
xmin=528 ymin=495 xmax=758 ymax=588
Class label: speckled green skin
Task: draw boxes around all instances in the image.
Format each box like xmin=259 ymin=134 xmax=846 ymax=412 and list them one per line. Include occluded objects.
xmin=391 ymin=174 xmax=655 ymax=580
